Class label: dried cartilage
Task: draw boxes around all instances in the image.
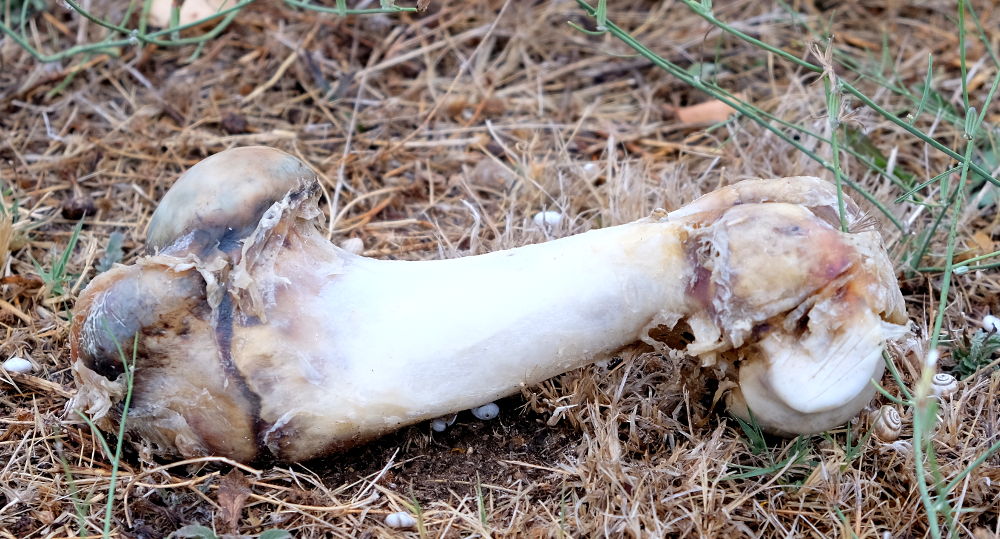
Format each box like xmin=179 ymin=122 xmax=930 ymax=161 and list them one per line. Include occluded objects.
xmin=70 ymin=147 xmax=907 ymax=463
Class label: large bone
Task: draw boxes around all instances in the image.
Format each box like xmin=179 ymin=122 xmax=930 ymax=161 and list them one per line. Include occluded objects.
xmin=69 ymin=147 xmax=908 ymax=463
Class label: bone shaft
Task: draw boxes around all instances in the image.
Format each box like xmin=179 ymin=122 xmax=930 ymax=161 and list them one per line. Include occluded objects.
xmin=289 ymin=221 xmax=691 ymax=419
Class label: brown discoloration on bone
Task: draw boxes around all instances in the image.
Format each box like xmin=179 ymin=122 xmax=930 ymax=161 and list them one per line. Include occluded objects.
xmin=724 ymin=204 xmax=853 ymax=313
xmin=71 ymin=262 xmax=264 ymax=463
xmin=676 ymin=201 xmax=861 ymax=353
xmin=146 ymin=147 xmax=320 ymax=255
xmin=70 ymin=151 xmax=338 ymax=463
xmin=685 ymin=261 xmax=715 ymax=316
xmin=664 ymin=177 xmax=905 ymax=435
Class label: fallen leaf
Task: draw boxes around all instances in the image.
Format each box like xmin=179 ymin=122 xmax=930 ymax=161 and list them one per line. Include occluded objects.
xmin=674 ymin=98 xmax=739 ymax=124
xmin=216 ymin=469 xmax=250 ymax=533
xmin=970 ymin=231 xmax=994 ymax=255
xmin=841 ymin=33 xmax=879 ymax=50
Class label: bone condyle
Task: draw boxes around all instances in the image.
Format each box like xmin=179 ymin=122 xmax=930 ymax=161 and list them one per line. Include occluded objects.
xmin=69 ymin=146 xmax=908 ymax=463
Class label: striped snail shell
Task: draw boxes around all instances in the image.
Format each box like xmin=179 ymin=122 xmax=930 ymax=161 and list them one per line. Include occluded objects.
xmin=873 ymin=405 xmax=903 ymax=441
xmin=931 ymin=373 xmax=959 ymax=398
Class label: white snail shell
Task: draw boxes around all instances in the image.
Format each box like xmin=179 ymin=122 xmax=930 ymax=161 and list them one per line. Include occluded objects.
xmin=532 ymin=210 xmax=563 ymax=228
xmin=931 ymin=373 xmax=958 ymax=398
xmin=430 ymin=413 xmax=458 ymax=432
xmin=983 ymin=314 xmax=1000 ymax=332
xmin=471 ymin=402 xmax=500 ymax=420
xmin=339 ymin=237 xmax=364 ymax=255
xmin=2 ymin=357 xmax=33 ymax=374
xmin=873 ymin=405 xmax=903 ymax=441
xmin=384 ymin=511 xmax=416 ymax=529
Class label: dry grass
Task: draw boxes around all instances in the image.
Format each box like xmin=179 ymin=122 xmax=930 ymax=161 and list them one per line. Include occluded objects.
xmin=2 ymin=0 xmax=999 ymax=537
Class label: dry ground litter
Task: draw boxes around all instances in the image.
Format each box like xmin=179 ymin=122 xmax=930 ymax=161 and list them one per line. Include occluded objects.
xmin=2 ymin=0 xmax=1000 ymax=537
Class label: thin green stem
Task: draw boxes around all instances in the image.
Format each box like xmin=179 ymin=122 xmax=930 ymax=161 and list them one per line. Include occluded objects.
xmin=283 ymin=0 xmax=416 ymax=14
xmin=870 ymin=380 xmax=906 ymax=405
xmin=944 ymin=437 xmax=1000 ymax=493
xmin=58 ymin=447 xmax=90 ymax=537
xmin=907 ymin=182 xmax=961 ymax=274
xmin=841 ymin=85 xmax=993 ymax=186
xmin=923 ymin=260 xmax=1000 ymax=272
xmin=138 ymin=0 xmax=152 ymax=38
xmin=144 ymin=0 xmax=253 ymax=36
xmin=908 ymin=71 xmax=998 ymax=274
xmin=680 ymin=0 xmax=818 ymax=73
xmin=928 ymin=140 xmax=975 ymax=353
xmin=910 ymin=54 xmax=934 ymax=125
xmin=67 ymin=0 xmax=245 ymax=47
xmin=928 ymin=72 xmax=1000 ymax=349
xmin=958 ymin=0 xmax=969 ymax=112
xmin=917 ymin=248 xmax=1000 ymax=273
xmin=101 ymin=332 xmax=138 ymax=539
xmin=964 ymin=2 xmax=1000 ymax=68
xmin=0 ymin=0 xmax=415 ymax=63
xmin=883 ymin=352 xmax=913 ymax=401
xmin=0 ymin=0 xmax=252 ymax=61
xmin=896 ymin=166 xmax=961 ymax=203
xmin=912 ymin=365 xmax=942 ymax=539
xmin=670 ymin=0 xmax=999 ymax=187
xmin=61 ymin=0 xmax=132 ymax=36
xmin=824 ymin=77 xmax=849 ymax=232
xmin=568 ymin=0 xmax=607 ymax=35
xmin=920 ymin=53 xmax=1000 ymax=539
xmin=43 ymin=0 xmax=148 ymax=94
xmin=746 ymin=103 xmax=916 ymax=194
xmin=75 ymin=411 xmax=114 ymax=457
xmin=572 ymin=0 xmax=906 ymax=231
xmin=18 ymin=0 xmax=29 ymax=34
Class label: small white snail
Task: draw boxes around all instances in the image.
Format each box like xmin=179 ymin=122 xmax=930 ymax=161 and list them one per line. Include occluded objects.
xmin=384 ymin=511 xmax=416 ymax=529
xmin=873 ymin=405 xmax=903 ymax=442
xmin=930 ymin=373 xmax=958 ymax=398
xmin=430 ymin=413 xmax=458 ymax=432
xmin=339 ymin=237 xmax=364 ymax=255
xmin=532 ymin=210 xmax=563 ymax=228
xmin=982 ymin=314 xmax=1000 ymax=333
xmin=2 ymin=357 xmax=33 ymax=374
xmin=471 ymin=402 xmax=500 ymax=421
